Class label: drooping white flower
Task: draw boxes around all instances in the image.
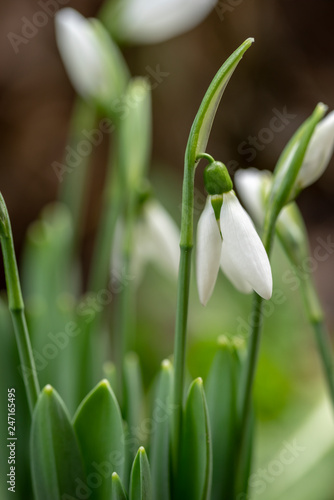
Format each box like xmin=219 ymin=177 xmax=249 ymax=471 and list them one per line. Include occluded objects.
xmin=55 ymin=8 xmax=127 ymax=103
xmin=112 ymin=200 xmax=180 ymax=285
xmin=196 ymin=187 xmax=272 ymax=306
xmin=196 ymin=197 xmax=222 ymax=305
xmin=101 ymin=0 xmax=217 ymax=45
xmin=295 ymin=110 xmax=334 ymax=189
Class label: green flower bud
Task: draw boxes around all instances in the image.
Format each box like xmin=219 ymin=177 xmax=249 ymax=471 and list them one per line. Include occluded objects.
xmin=204 ymin=161 xmax=233 ymax=195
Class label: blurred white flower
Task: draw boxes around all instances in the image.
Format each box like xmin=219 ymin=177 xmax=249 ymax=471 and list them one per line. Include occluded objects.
xmin=296 ymin=110 xmax=334 ymax=190
xmin=196 ymin=192 xmax=272 ymax=306
xmin=234 ymin=168 xmax=271 ymax=227
xmin=101 ymin=0 xmax=217 ymax=44
xmin=235 ymin=168 xmax=308 ymax=266
xmin=55 ymin=8 xmax=127 ymax=103
xmin=112 ymin=200 xmax=180 ymax=284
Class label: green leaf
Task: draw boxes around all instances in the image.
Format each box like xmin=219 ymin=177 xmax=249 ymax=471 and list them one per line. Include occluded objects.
xmin=205 ymin=337 xmax=240 ymax=499
xmin=30 ymin=385 xmax=85 ymax=500
xmin=129 ymin=447 xmax=152 ymax=500
xmin=73 ymin=379 xmax=125 ymax=500
xmin=186 ymin=38 xmax=254 ymax=168
xmin=150 ymin=360 xmax=173 ymax=500
xmin=268 ymin=102 xmax=327 ymax=219
xmin=22 ymin=204 xmax=78 ymax=407
xmin=177 ymin=378 xmax=212 ymax=500
xmin=103 ymin=360 xmax=118 ymax=397
xmin=123 ymin=352 xmax=144 ymax=436
xmin=111 ymin=472 xmax=128 ymax=500
xmin=123 ymin=352 xmax=144 ymax=485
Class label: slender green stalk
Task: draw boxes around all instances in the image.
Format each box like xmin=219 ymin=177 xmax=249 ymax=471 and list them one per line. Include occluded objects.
xmin=172 ymin=156 xmax=195 ymax=473
xmin=236 ymin=216 xmax=276 ymax=495
xmin=0 ymin=194 xmax=40 ymax=415
xmin=59 ymin=98 xmax=97 ymax=247
xmin=76 ymin=138 xmax=123 ymax=402
xmin=294 ymin=270 xmax=334 ymax=407
xmin=299 ymin=274 xmax=334 ymax=406
xmin=312 ymin=320 xmax=334 ymax=404
xmin=171 ymin=245 xmax=193 ymax=469
xmin=116 ymin=190 xmax=138 ymax=398
xmin=87 ymin=136 xmax=122 ymax=294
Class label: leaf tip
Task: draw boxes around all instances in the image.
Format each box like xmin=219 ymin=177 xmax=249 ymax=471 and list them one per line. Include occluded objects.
xmin=161 ymin=359 xmax=172 ymax=370
xmin=99 ymin=378 xmax=111 ymax=389
xmin=43 ymin=384 xmax=54 ymax=396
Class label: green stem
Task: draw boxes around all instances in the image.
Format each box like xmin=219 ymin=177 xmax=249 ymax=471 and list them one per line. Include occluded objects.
xmin=76 ymin=137 xmax=123 ymax=403
xmin=298 ymin=274 xmax=334 ymax=407
xmin=0 ymin=196 xmax=40 ymax=415
xmin=171 ymin=245 xmax=192 ymax=470
xmin=236 ymin=214 xmax=276 ymax=494
xmin=312 ymin=320 xmax=334 ymax=405
xmin=172 ymin=155 xmax=195 ymax=474
xmin=59 ymin=98 xmax=97 ymax=248
xmin=87 ymin=136 xmax=122 ymax=294
xmin=117 ymin=189 xmax=138 ymax=399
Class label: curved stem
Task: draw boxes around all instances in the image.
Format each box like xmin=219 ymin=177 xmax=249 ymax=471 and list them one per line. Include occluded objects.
xmin=0 ymin=197 xmax=40 ymax=415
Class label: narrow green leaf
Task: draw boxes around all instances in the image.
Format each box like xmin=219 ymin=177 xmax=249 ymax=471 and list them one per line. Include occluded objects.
xmin=123 ymin=352 xmax=144 ymax=486
xmin=123 ymin=352 xmax=144 ymax=435
xmin=111 ymin=472 xmax=128 ymax=500
xmin=186 ymin=38 xmax=254 ymax=167
xmin=177 ymin=378 xmax=212 ymax=500
xmin=30 ymin=385 xmax=85 ymax=500
xmin=73 ymin=379 xmax=125 ymax=500
xmin=130 ymin=447 xmax=152 ymax=500
xmin=205 ymin=337 xmax=240 ymax=499
xmin=103 ymin=360 xmax=118 ymax=396
xmin=150 ymin=360 xmax=173 ymax=500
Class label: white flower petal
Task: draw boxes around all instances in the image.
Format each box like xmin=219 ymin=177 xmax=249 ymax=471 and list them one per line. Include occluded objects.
xmin=234 ymin=168 xmax=271 ymax=227
xmin=196 ymin=197 xmax=222 ymax=305
xmin=296 ymin=110 xmax=334 ymax=189
xmin=55 ymin=9 xmax=105 ymax=99
xmin=220 ymin=245 xmax=253 ymax=294
xmin=220 ymin=192 xmax=272 ymax=299
xmin=116 ymin=0 xmax=217 ymax=44
xmin=141 ymin=200 xmax=180 ymax=278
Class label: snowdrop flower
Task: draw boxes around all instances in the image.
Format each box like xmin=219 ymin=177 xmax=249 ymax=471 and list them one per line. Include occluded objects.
xmin=235 ymin=168 xmax=308 ymax=267
xmin=55 ymin=8 xmax=127 ymax=104
xmin=234 ymin=168 xmax=271 ymax=227
xmin=112 ymin=199 xmax=180 ymax=284
xmin=101 ymin=0 xmax=217 ymax=45
xmin=295 ymin=110 xmax=334 ymax=190
xmin=196 ymin=161 xmax=272 ymax=305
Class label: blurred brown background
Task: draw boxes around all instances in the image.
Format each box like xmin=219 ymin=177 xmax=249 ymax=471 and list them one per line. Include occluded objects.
xmin=0 ymin=0 xmax=334 ymax=318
